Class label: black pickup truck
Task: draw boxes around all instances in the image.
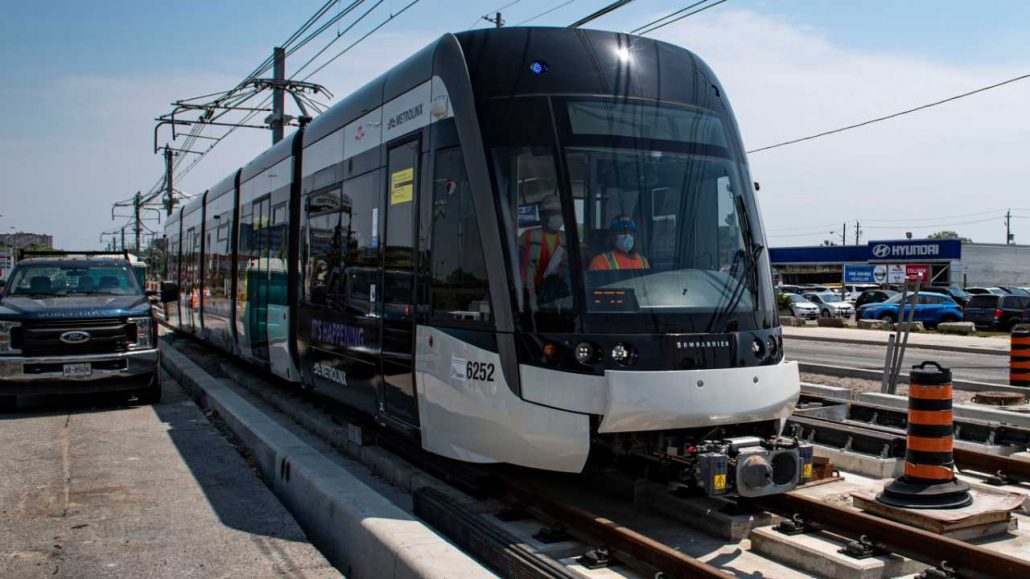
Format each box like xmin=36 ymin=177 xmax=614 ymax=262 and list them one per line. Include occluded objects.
xmin=0 ymin=253 xmax=161 ymax=405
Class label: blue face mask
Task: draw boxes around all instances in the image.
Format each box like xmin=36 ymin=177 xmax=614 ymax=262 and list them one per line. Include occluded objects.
xmin=616 ymin=233 xmax=634 ymax=253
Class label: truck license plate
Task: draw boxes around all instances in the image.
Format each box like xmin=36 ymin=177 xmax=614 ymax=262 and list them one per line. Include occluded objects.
xmin=63 ymin=363 xmax=92 ymax=377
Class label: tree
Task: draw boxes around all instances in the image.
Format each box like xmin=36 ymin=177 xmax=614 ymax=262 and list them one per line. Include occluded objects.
xmin=928 ymin=230 xmax=972 ymax=244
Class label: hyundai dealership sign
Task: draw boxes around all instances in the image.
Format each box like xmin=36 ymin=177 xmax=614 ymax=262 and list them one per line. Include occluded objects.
xmin=868 ymin=240 xmax=958 ymax=260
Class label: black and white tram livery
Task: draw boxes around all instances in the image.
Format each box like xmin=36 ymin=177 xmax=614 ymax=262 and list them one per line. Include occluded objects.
xmin=164 ymin=27 xmax=808 ymax=497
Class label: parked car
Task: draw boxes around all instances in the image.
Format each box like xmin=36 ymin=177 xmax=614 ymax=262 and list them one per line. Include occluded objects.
xmin=858 ymin=291 xmax=963 ymax=328
xmin=786 ymin=294 xmax=820 ymax=319
xmin=966 ymin=287 xmax=1008 ymax=296
xmin=800 ymin=285 xmax=830 ymax=293
xmin=963 ymin=294 xmax=1030 ymax=330
xmin=1000 ymin=286 xmax=1030 ymax=297
xmin=928 ymin=286 xmax=971 ymax=307
xmin=844 ymin=284 xmax=879 ymax=303
xmin=855 ymin=289 xmax=899 ymax=310
xmin=776 ymin=284 xmax=802 ymax=295
xmin=802 ymin=292 xmax=855 ymax=318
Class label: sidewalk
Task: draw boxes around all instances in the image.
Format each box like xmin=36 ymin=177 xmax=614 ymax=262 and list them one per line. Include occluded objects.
xmin=782 ymin=325 xmax=1010 ymax=355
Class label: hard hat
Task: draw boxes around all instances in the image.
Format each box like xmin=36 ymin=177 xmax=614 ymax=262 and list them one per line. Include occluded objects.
xmin=538 ymin=196 xmax=562 ymax=214
xmin=609 ymin=215 xmax=637 ymax=232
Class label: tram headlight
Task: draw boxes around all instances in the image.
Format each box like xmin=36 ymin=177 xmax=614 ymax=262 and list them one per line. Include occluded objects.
xmin=575 ymin=342 xmax=598 ymax=365
xmin=767 ymin=336 xmax=778 ymax=357
xmin=611 ymin=343 xmax=637 ymax=366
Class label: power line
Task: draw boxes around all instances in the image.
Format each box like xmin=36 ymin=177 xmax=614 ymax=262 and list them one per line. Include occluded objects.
xmin=569 ymin=0 xmax=636 ymax=29
xmin=470 ymin=0 xmax=526 ymax=28
xmin=633 ymin=0 xmax=728 ymax=35
xmin=748 ymin=71 xmax=1030 ymax=154
xmin=630 ymin=0 xmax=711 ymax=33
xmin=515 ymin=0 xmax=581 ymax=25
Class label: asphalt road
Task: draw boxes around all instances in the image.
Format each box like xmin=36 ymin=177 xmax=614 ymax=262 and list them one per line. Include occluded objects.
xmin=784 ymin=336 xmax=1010 ymax=385
xmin=0 ymin=374 xmax=337 ymax=578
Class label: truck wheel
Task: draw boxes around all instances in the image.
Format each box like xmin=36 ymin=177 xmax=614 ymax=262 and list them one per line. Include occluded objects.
xmin=135 ymin=374 xmax=162 ymax=405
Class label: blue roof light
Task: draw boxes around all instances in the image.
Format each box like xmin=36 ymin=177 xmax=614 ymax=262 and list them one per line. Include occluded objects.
xmin=529 ymin=60 xmax=550 ymax=75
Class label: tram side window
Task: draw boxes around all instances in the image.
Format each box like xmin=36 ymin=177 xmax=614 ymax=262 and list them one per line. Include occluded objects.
xmin=429 ymin=148 xmax=491 ymax=324
xmin=305 ymin=187 xmax=349 ymax=306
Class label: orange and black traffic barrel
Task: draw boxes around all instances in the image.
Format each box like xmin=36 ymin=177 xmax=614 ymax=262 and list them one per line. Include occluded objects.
xmin=877 ymin=361 xmax=972 ymax=509
xmin=1011 ymin=326 xmax=1030 ymax=387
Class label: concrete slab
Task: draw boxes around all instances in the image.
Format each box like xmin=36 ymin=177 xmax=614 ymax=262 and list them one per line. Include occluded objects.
xmin=633 ymin=481 xmax=774 ymax=541
xmin=811 ymin=444 xmax=904 ymax=479
xmin=751 ymin=526 xmax=928 ymax=579
xmin=859 ymin=392 xmax=1030 ymax=429
xmin=801 ymin=382 xmax=853 ymax=399
xmin=161 ymin=346 xmax=491 ymax=579
xmin=0 ymin=373 xmax=337 ymax=579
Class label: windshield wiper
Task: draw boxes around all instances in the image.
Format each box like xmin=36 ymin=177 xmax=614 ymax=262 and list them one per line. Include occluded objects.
xmin=706 ymin=195 xmax=765 ymax=334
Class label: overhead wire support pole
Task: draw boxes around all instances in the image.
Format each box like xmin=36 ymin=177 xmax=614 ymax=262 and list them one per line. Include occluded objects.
xmin=165 ymin=147 xmax=175 ymax=217
xmin=134 ymin=191 xmax=142 ymax=252
xmin=569 ymin=0 xmax=634 ymax=28
xmin=272 ymin=46 xmax=286 ymax=144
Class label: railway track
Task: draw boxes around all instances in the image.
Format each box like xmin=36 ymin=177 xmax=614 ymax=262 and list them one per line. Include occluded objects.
xmin=161 ymin=328 xmax=1030 ymax=578
xmin=794 ymin=393 xmax=1030 ymax=484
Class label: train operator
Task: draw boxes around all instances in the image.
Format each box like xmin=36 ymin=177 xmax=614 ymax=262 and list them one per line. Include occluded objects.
xmin=588 ymin=215 xmax=650 ymax=271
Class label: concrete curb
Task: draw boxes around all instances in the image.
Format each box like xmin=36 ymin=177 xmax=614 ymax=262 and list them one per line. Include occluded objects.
xmin=161 ymin=346 xmax=491 ymax=579
xmin=798 ymin=362 xmax=1030 ymax=395
xmin=784 ymin=332 xmax=1009 ymax=357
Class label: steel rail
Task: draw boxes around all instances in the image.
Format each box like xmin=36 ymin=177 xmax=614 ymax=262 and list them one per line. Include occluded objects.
xmin=751 ymin=491 xmax=1030 ymax=579
xmin=494 ymin=478 xmax=729 ymax=578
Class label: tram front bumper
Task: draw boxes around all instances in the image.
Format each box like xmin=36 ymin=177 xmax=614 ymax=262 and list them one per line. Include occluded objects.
xmin=597 ymin=361 xmax=800 ymax=434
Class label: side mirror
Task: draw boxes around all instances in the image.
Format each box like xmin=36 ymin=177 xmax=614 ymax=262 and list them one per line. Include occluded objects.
xmin=160 ymin=281 xmax=180 ymax=304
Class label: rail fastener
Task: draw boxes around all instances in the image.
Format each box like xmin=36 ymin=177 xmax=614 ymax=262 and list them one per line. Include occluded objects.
xmin=750 ymin=491 xmax=1030 ymax=579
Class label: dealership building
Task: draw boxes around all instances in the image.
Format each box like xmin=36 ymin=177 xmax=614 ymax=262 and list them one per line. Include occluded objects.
xmin=770 ymin=238 xmax=1030 ymax=287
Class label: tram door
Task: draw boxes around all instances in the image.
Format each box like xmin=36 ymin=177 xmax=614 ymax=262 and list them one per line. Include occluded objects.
xmin=380 ymin=138 xmax=420 ymax=426
xmin=248 ymin=196 xmax=271 ymax=362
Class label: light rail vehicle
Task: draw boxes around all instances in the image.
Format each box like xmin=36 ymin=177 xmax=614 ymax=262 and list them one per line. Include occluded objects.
xmin=162 ymin=27 xmax=808 ymax=497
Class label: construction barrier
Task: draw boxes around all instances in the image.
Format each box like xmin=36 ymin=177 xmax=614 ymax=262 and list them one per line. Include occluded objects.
xmin=877 ymin=361 xmax=972 ymax=509
xmin=1011 ymin=325 xmax=1030 ymax=387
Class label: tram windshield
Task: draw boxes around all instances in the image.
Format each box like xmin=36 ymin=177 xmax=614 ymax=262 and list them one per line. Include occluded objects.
xmin=485 ymin=97 xmax=774 ymax=333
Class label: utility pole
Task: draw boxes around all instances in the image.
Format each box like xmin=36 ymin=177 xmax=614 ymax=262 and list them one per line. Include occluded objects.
xmin=854 ymin=221 xmax=862 ymax=245
xmin=841 ymin=222 xmax=847 ymax=246
xmin=133 ymin=191 xmax=142 ymax=252
xmin=271 ymin=46 xmax=286 ymax=144
xmin=484 ymin=12 xmax=504 ymax=27
xmin=120 ymin=227 xmax=126 ymax=252
xmin=164 ymin=146 xmax=175 ymax=216
xmin=1006 ymin=209 xmax=1013 ymax=245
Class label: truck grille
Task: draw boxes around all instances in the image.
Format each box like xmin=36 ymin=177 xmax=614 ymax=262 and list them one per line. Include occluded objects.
xmin=14 ymin=318 xmax=134 ymax=356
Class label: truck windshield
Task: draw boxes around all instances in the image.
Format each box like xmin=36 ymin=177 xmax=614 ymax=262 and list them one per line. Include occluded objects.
xmin=483 ymin=97 xmax=774 ymax=333
xmin=6 ymin=263 xmax=143 ymax=297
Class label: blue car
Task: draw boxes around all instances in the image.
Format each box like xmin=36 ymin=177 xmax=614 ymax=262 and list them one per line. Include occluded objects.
xmin=858 ymin=291 xmax=963 ymax=328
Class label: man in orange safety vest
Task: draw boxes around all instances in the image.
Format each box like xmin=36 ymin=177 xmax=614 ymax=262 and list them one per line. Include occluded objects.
xmin=518 ymin=196 xmax=567 ymax=305
xmin=589 ymin=215 xmax=650 ymax=271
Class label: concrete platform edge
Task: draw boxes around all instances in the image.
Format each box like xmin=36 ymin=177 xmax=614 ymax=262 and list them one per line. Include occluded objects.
xmin=785 ymin=332 xmax=1009 ymax=357
xmin=799 ymin=362 xmax=1028 ymax=394
xmin=161 ymin=345 xmax=491 ymax=579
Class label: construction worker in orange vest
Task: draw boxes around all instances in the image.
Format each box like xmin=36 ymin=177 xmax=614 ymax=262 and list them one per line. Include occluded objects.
xmin=589 ymin=215 xmax=650 ymax=271
xmin=518 ymin=195 xmax=567 ymax=306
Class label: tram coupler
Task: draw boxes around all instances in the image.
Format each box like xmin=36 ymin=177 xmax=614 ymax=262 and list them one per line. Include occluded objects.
xmin=691 ymin=436 xmax=813 ymax=498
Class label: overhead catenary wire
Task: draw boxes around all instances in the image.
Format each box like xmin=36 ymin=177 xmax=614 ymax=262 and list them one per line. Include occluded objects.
xmin=569 ymin=0 xmax=636 ymax=28
xmin=748 ymin=71 xmax=1030 ymax=154
xmin=469 ymin=0 xmax=526 ymax=28
xmin=633 ymin=0 xmax=728 ymax=35
xmin=515 ymin=0 xmax=581 ymax=25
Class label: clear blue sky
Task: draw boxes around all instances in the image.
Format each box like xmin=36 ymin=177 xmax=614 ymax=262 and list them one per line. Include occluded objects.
xmin=3 ymin=1 xmax=1030 ymax=247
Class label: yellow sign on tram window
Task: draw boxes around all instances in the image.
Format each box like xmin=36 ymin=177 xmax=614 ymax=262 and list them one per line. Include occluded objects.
xmin=390 ymin=167 xmax=414 ymax=205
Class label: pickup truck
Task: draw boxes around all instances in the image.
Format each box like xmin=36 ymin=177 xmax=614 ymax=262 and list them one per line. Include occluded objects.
xmin=0 ymin=254 xmax=161 ymax=406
